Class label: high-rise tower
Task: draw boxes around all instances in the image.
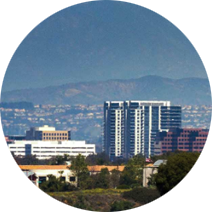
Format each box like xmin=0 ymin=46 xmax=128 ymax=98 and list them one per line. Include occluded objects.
xmin=103 ymin=101 xmax=181 ymax=160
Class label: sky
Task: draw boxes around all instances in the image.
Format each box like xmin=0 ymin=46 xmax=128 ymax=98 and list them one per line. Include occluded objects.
xmin=2 ymin=0 xmax=208 ymax=91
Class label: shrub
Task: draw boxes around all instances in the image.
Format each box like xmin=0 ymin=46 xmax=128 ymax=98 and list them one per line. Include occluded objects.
xmin=54 ymin=196 xmax=73 ymax=205
xmin=73 ymin=194 xmax=94 ymax=211
xmin=155 ymin=151 xmax=200 ymax=195
xmin=117 ymin=185 xmax=131 ymax=189
xmin=74 ymin=195 xmax=87 ymax=210
xmin=130 ymin=183 xmax=142 ymax=189
xmin=40 ymin=175 xmax=78 ymax=192
xmin=123 ymin=188 xmax=160 ymax=204
xmin=110 ymin=200 xmax=134 ymax=211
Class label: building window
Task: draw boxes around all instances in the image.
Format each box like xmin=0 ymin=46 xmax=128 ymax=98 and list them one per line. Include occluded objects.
xmin=60 ymin=177 xmax=66 ymax=181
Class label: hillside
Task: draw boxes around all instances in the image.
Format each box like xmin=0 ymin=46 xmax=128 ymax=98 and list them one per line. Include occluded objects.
xmin=1 ymin=75 xmax=211 ymax=105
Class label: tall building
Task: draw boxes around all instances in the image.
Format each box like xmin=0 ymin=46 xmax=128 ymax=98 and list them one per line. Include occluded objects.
xmin=154 ymin=128 xmax=208 ymax=155
xmin=103 ymin=101 xmax=125 ymax=158
xmin=103 ymin=101 xmax=181 ymax=159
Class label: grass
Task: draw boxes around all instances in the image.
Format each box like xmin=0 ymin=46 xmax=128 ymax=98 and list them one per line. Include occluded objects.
xmin=47 ymin=188 xmax=136 ymax=211
xmin=48 ymin=188 xmax=132 ymax=197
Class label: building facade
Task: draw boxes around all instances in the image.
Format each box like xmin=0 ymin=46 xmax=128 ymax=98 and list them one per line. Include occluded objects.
xmin=2 ymin=135 xmax=26 ymax=153
xmin=155 ymin=128 xmax=208 ymax=155
xmin=103 ymin=101 xmax=125 ymax=159
xmin=2 ymin=125 xmax=71 ymax=153
xmin=143 ymin=160 xmax=167 ymax=187
xmin=103 ymin=101 xmax=181 ymax=159
xmin=9 ymin=140 xmax=96 ymax=159
xmin=26 ymin=125 xmax=71 ymax=141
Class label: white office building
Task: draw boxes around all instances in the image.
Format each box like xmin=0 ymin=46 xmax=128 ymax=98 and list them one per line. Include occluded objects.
xmin=8 ymin=140 xmax=96 ymax=159
xmin=103 ymin=101 xmax=181 ymax=159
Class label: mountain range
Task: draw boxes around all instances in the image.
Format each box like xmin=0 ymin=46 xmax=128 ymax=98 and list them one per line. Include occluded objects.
xmin=3 ymin=1 xmax=208 ymax=92
xmin=1 ymin=75 xmax=211 ymax=105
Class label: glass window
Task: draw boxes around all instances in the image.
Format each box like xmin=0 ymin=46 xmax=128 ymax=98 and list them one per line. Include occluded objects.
xmin=69 ymin=177 xmax=76 ymax=182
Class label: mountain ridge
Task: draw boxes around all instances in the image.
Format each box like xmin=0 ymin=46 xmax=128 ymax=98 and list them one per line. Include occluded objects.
xmin=1 ymin=75 xmax=211 ymax=105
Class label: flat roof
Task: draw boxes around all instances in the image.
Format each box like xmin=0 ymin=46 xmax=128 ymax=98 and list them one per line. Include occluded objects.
xmin=19 ymin=165 xmax=125 ymax=172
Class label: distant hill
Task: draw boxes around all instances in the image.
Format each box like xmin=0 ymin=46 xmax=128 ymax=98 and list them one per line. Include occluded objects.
xmin=1 ymin=76 xmax=211 ymax=105
xmin=0 ymin=101 xmax=34 ymax=110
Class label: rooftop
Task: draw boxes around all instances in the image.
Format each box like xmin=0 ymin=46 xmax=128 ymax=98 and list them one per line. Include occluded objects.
xmin=153 ymin=160 xmax=167 ymax=166
xmin=19 ymin=165 xmax=125 ymax=172
xmin=11 ymin=140 xmax=88 ymax=145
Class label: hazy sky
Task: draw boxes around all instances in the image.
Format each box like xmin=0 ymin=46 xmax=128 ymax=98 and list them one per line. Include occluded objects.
xmin=2 ymin=0 xmax=208 ymax=91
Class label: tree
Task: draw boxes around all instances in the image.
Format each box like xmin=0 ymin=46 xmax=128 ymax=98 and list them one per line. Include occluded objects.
xmin=58 ymin=171 xmax=64 ymax=181
xmin=123 ymin=187 xmax=160 ymax=204
xmin=150 ymin=150 xmax=182 ymax=163
xmin=119 ymin=165 xmax=137 ymax=186
xmin=69 ymin=154 xmax=89 ymax=188
xmin=85 ymin=153 xmax=96 ymax=165
xmin=94 ymin=168 xmax=110 ymax=189
xmin=58 ymin=171 xmax=64 ymax=175
xmin=111 ymin=157 xmax=128 ymax=166
xmin=85 ymin=152 xmax=110 ymax=165
xmin=50 ymin=154 xmax=74 ymax=165
xmin=110 ymin=200 xmax=134 ymax=211
xmin=147 ymin=173 xmax=157 ymax=188
xmin=13 ymin=154 xmax=39 ymax=165
xmin=110 ymin=169 xmax=121 ymax=188
xmin=127 ymin=154 xmax=145 ymax=167
xmin=120 ymin=154 xmax=145 ymax=187
xmin=39 ymin=174 xmax=77 ymax=192
xmin=155 ymin=151 xmax=200 ymax=195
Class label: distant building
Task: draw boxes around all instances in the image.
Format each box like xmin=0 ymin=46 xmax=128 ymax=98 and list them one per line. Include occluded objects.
xmin=154 ymin=128 xmax=208 ymax=155
xmin=2 ymin=125 xmax=71 ymax=153
xmin=103 ymin=101 xmax=181 ymax=159
xmin=5 ymin=135 xmax=26 ymax=144
xmin=26 ymin=125 xmax=71 ymax=141
xmin=8 ymin=140 xmax=95 ymax=159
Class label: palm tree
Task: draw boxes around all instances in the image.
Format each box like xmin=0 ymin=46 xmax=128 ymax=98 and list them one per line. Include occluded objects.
xmin=58 ymin=170 xmax=64 ymax=181
xmin=58 ymin=170 xmax=64 ymax=176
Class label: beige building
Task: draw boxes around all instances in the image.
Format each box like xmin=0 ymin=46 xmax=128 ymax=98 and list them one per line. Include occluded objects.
xmin=26 ymin=125 xmax=71 ymax=141
xmin=20 ymin=165 xmax=77 ymax=187
xmin=20 ymin=165 xmax=125 ymax=187
xmin=143 ymin=160 xmax=167 ymax=187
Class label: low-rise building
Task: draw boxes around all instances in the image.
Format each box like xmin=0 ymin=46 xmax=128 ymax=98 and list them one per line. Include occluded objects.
xmin=19 ymin=165 xmax=125 ymax=187
xmin=20 ymin=162 xmax=165 ymax=188
xmin=9 ymin=140 xmax=96 ymax=159
xmin=26 ymin=125 xmax=71 ymax=141
xmin=5 ymin=135 xmax=26 ymax=144
xmin=154 ymin=128 xmax=208 ymax=155
xmin=143 ymin=160 xmax=167 ymax=187
xmin=20 ymin=165 xmax=77 ymax=187
xmin=88 ymin=165 xmax=125 ymax=175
